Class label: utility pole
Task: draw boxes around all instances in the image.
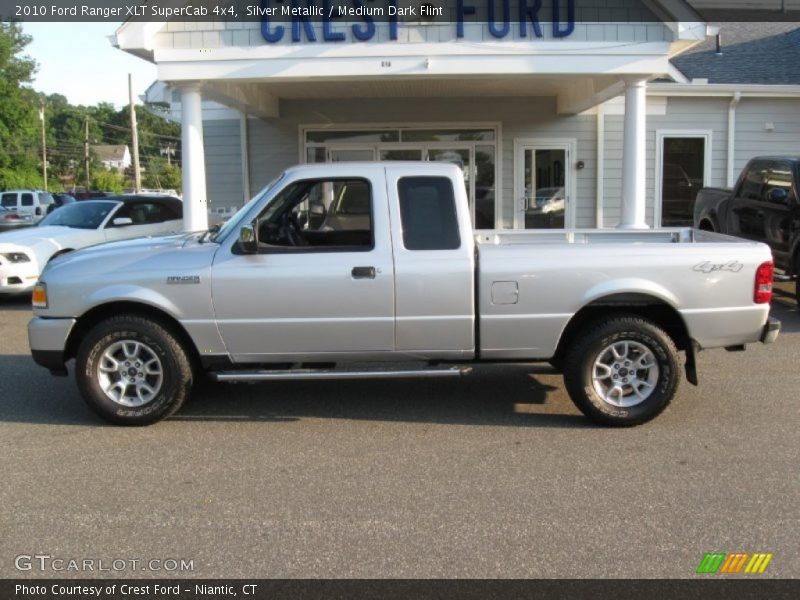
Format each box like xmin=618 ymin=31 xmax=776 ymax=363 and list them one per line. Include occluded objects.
xmin=129 ymin=73 xmax=142 ymax=193
xmin=160 ymin=143 xmax=176 ymax=166
xmin=83 ymin=116 xmax=90 ymax=189
xmin=39 ymin=101 xmax=47 ymax=191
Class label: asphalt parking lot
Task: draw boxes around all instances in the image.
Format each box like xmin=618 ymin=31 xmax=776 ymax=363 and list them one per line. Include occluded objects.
xmin=0 ymin=286 xmax=798 ymax=579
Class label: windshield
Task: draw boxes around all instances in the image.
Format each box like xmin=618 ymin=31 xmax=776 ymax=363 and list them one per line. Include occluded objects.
xmin=38 ymin=201 xmax=118 ymax=229
xmin=211 ymin=173 xmax=284 ymax=242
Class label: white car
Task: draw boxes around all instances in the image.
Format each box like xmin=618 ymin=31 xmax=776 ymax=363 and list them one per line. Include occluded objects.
xmin=1 ymin=189 xmax=55 ymax=219
xmin=0 ymin=197 xmax=183 ymax=294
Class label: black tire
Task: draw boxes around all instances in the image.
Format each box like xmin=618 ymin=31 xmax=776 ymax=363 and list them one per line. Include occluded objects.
xmin=76 ymin=315 xmax=193 ymax=425
xmin=794 ymin=254 xmax=800 ymax=306
xmin=563 ymin=315 xmax=680 ymax=427
xmin=698 ymin=219 xmax=715 ymax=232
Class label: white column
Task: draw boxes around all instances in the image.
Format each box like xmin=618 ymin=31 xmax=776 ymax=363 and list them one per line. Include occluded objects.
xmin=618 ymin=79 xmax=649 ymax=229
xmin=180 ymin=85 xmax=209 ymax=231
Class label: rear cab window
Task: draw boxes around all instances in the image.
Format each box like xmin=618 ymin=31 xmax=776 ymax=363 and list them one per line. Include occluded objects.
xmin=20 ymin=193 xmax=34 ymax=207
xmin=762 ymin=162 xmax=795 ymax=202
xmin=397 ymin=177 xmax=461 ymax=250
xmin=1 ymin=193 xmax=17 ymax=209
xmin=739 ymin=161 xmax=768 ymax=200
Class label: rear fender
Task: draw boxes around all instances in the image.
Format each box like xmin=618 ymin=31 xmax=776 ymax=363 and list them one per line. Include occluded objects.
xmin=580 ymin=278 xmax=680 ymax=309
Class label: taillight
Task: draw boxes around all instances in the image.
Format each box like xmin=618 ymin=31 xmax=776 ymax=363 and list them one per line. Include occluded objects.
xmin=754 ymin=261 xmax=774 ymax=304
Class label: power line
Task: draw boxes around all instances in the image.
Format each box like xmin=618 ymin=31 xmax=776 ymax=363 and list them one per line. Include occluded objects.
xmin=93 ymin=120 xmax=181 ymax=141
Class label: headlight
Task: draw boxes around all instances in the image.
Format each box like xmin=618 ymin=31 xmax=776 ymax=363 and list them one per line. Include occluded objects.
xmin=1 ymin=252 xmax=30 ymax=263
xmin=32 ymin=282 xmax=48 ymax=309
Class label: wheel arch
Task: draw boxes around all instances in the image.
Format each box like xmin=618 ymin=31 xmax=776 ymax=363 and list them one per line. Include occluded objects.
xmin=553 ymin=293 xmax=692 ymax=365
xmin=697 ymin=217 xmax=716 ymax=231
xmin=65 ymin=301 xmax=202 ymax=375
xmin=47 ymin=248 xmax=74 ymax=264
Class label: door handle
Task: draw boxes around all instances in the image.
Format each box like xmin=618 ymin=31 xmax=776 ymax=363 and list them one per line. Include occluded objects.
xmin=351 ymin=266 xmax=376 ymax=279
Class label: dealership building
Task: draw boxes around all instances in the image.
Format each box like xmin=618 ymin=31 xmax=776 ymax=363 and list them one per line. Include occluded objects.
xmin=113 ymin=0 xmax=800 ymax=231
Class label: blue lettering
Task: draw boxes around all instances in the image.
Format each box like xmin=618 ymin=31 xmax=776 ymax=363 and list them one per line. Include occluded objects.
xmin=457 ymin=0 xmax=476 ymax=38
xmin=322 ymin=0 xmax=345 ymax=41
xmin=389 ymin=0 xmax=398 ymax=40
xmin=352 ymin=0 xmax=375 ymax=41
xmin=488 ymin=0 xmax=511 ymax=38
xmin=291 ymin=0 xmax=317 ymax=42
xmin=553 ymin=0 xmax=575 ymax=38
xmin=260 ymin=0 xmax=283 ymax=43
xmin=519 ymin=0 xmax=543 ymax=38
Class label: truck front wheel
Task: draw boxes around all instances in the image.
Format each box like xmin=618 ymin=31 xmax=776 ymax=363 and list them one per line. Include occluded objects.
xmin=563 ymin=316 xmax=679 ymax=427
xmin=75 ymin=315 xmax=193 ymax=425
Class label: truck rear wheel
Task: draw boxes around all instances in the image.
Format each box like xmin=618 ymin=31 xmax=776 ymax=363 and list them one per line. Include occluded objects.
xmin=794 ymin=254 xmax=800 ymax=306
xmin=75 ymin=315 xmax=193 ymax=425
xmin=563 ymin=315 xmax=679 ymax=427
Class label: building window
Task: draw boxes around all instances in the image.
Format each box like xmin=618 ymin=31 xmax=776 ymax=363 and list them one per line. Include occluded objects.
xmin=303 ymin=126 xmax=498 ymax=228
xmin=657 ymin=132 xmax=711 ymax=227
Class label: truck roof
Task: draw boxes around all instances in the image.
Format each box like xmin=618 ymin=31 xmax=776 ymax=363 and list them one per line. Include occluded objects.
xmin=747 ymin=155 xmax=800 ymax=163
xmin=283 ymin=161 xmax=463 ymax=177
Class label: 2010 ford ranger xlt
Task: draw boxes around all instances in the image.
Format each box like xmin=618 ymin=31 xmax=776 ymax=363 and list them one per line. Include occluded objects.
xmin=28 ymin=163 xmax=780 ymax=426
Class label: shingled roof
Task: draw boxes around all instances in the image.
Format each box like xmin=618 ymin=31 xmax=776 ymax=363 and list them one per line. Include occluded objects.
xmin=671 ymin=22 xmax=800 ymax=84
xmin=92 ymin=145 xmax=129 ymax=162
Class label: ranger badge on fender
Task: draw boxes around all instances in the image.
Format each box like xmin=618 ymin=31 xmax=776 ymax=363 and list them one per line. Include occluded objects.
xmin=167 ymin=275 xmax=201 ymax=284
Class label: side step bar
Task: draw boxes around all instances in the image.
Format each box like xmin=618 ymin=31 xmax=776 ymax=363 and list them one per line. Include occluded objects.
xmin=212 ymin=366 xmax=472 ymax=382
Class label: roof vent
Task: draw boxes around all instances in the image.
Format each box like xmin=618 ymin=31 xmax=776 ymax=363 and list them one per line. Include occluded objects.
xmin=715 ymin=33 xmax=723 ymax=56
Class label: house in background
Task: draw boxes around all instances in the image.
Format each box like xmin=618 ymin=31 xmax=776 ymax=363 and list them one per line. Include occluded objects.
xmin=115 ymin=1 xmax=800 ymax=232
xmin=92 ymin=144 xmax=131 ymax=171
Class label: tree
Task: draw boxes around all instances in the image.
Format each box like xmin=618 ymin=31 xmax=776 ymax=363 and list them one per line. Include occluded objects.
xmin=0 ymin=22 xmax=40 ymax=189
xmin=143 ymin=156 xmax=182 ymax=191
xmin=91 ymin=167 xmax=124 ymax=193
xmin=0 ymin=25 xmax=182 ymax=191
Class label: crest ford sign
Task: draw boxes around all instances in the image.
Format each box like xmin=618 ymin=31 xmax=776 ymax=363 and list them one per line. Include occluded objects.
xmin=258 ymin=0 xmax=577 ymax=43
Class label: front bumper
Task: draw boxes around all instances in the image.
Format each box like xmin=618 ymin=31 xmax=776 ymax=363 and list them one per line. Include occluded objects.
xmin=0 ymin=260 xmax=39 ymax=293
xmin=760 ymin=317 xmax=781 ymax=344
xmin=28 ymin=317 xmax=76 ymax=376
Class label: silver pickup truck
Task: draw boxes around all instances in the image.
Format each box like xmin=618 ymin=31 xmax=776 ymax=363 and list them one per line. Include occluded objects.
xmin=28 ymin=163 xmax=780 ymax=427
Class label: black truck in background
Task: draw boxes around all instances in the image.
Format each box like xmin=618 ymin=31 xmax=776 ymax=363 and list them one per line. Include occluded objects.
xmin=694 ymin=156 xmax=800 ymax=301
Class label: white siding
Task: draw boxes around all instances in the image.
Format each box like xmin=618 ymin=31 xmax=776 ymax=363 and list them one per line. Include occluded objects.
xmin=203 ymin=119 xmax=244 ymax=210
xmin=734 ymin=98 xmax=800 ymax=173
xmin=603 ymin=96 xmax=729 ymax=227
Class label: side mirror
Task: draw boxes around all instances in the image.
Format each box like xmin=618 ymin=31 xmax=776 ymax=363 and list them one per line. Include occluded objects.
xmin=767 ymin=187 xmax=789 ymax=204
xmin=238 ymin=223 xmax=258 ymax=254
xmin=112 ymin=217 xmax=133 ymax=226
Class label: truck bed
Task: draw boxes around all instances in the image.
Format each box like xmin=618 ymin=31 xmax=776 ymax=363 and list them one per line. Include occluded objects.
xmin=474 ymin=227 xmax=772 ymax=359
xmin=474 ymin=227 xmax=744 ymax=246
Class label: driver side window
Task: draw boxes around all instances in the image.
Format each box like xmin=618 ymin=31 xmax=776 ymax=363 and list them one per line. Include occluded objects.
xmin=254 ymin=178 xmax=373 ymax=252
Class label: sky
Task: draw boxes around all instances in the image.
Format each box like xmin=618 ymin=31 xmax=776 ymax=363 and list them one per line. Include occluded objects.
xmin=21 ymin=23 xmax=157 ymax=107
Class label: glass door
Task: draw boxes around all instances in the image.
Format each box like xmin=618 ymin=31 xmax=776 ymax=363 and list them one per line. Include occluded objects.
xmin=515 ymin=143 xmax=569 ymax=229
xmin=659 ymin=136 xmax=707 ymax=227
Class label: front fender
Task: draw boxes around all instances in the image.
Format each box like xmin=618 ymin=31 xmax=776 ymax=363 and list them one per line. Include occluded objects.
xmin=81 ymin=285 xmax=185 ymax=320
